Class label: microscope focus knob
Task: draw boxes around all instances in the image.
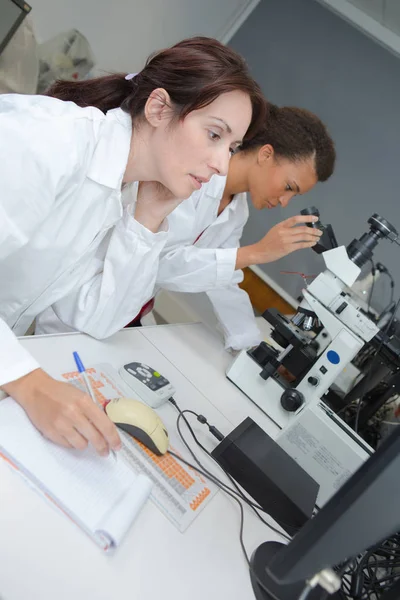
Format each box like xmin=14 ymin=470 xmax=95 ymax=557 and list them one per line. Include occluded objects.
xmin=280 ymin=389 xmax=304 ymax=412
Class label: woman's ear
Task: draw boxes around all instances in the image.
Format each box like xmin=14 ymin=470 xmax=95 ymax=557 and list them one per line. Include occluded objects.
xmin=258 ymin=144 xmax=274 ymax=165
xmin=144 ymin=88 xmax=173 ymax=128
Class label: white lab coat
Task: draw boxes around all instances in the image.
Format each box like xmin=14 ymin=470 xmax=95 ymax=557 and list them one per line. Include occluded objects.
xmin=154 ymin=175 xmax=263 ymax=350
xmin=0 ymin=94 xmax=169 ymax=386
xmin=37 ymin=175 xmax=262 ymax=350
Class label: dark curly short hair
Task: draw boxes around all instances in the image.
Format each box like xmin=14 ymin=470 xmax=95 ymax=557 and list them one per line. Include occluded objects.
xmin=240 ymin=103 xmax=336 ymax=182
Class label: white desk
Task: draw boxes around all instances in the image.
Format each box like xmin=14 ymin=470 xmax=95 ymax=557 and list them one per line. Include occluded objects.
xmin=0 ymin=323 xmax=282 ymax=600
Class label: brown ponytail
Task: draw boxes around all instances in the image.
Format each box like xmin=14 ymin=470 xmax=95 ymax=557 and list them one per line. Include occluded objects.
xmin=46 ymin=36 xmax=266 ymax=141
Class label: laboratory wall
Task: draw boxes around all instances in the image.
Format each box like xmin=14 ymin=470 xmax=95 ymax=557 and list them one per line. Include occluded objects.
xmin=29 ymin=0 xmax=259 ymax=73
xmin=230 ymin=0 xmax=400 ymax=310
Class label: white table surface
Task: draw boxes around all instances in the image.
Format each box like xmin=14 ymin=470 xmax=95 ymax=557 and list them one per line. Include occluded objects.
xmin=0 ymin=322 xmax=282 ymax=600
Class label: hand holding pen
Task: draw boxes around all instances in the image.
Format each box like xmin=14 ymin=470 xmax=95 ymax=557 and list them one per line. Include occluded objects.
xmin=4 ymin=367 xmax=121 ymax=456
xmin=73 ymin=352 xmax=119 ymax=459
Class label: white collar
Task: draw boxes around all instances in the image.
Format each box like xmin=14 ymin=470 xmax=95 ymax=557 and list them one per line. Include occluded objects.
xmin=86 ymin=108 xmax=132 ymax=189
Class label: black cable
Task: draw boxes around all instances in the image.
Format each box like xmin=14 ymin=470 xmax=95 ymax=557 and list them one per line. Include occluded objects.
xmin=170 ymin=398 xmax=295 ymax=541
xmin=174 ymin=409 xmax=292 ymax=539
xmin=354 ymin=296 xmax=400 ymax=433
xmin=169 ymin=396 xmax=293 ymax=540
xmin=377 ymin=263 xmax=396 ymax=316
xmin=174 ymin=414 xmax=293 ymax=539
xmin=367 ymin=260 xmax=375 ymax=316
xmin=173 ymin=416 xmax=244 ymax=501
xmin=169 ymin=402 xmax=225 ymax=443
xmin=388 ymin=278 xmax=395 ymax=307
xmin=167 ymin=448 xmax=250 ymax=565
xmin=168 ymin=426 xmax=254 ymax=565
xmin=337 ymin=533 xmax=400 ymax=599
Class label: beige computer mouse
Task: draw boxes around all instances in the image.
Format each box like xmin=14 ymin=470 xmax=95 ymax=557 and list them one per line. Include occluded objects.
xmin=105 ymin=397 xmax=169 ymax=455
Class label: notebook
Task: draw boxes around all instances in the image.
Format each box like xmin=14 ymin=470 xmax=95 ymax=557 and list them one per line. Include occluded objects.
xmin=0 ymin=397 xmax=152 ymax=551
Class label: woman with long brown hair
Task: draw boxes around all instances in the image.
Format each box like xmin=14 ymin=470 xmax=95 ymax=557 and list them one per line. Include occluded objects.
xmin=0 ymin=36 xmax=265 ymax=455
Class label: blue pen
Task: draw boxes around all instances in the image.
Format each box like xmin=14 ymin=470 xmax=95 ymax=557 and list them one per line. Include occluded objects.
xmin=73 ymin=351 xmax=102 ymax=408
xmin=73 ymin=351 xmax=117 ymax=459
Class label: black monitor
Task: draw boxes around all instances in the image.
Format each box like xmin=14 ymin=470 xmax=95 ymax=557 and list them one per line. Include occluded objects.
xmin=250 ymin=426 xmax=400 ymax=600
xmin=0 ymin=0 xmax=31 ymax=56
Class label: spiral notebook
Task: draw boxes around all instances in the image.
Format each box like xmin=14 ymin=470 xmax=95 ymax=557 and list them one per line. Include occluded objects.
xmin=0 ymin=397 xmax=152 ymax=551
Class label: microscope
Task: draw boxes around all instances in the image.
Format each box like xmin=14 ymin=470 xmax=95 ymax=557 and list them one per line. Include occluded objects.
xmin=227 ymin=209 xmax=399 ymax=505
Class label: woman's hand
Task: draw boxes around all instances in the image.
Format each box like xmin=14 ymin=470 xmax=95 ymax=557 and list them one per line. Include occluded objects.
xmin=236 ymin=215 xmax=322 ymax=269
xmin=2 ymin=369 xmax=121 ymax=456
xmin=134 ymin=181 xmax=184 ymax=233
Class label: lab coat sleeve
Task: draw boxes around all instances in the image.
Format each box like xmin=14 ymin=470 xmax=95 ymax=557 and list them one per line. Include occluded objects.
xmin=156 ymin=206 xmax=262 ymax=350
xmin=156 ymin=246 xmax=237 ymax=292
xmin=0 ymin=97 xmax=86 ymax=385
xmin=203 ymin=218 xmax=262 ymax=350
xmin=0 ymin=319 xmax=40 ymax=386
xmin=156 ymin=219 xmax=247 ymax=293
xmin=202 ymin=234 xmax=263 ymax=350
xmin=205 ymin=284 xmax=262 ymax=351
xmin=49 ymin=204 xmax=169 ymax=338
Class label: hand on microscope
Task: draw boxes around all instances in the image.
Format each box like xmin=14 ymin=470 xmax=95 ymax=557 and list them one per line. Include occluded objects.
xmin=236 ymin=215 xmax=322 ymax=269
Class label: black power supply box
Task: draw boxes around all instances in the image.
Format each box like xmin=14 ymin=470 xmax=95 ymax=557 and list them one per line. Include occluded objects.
xmin=211 ymin=417 xmax=319 ymax=535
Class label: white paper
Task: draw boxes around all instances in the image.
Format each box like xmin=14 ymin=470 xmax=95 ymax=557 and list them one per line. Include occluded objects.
xmin=0 ymin=398 xmax=152 ymax=544
xmin=97 ymin=474 xmax=152 ymax=546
